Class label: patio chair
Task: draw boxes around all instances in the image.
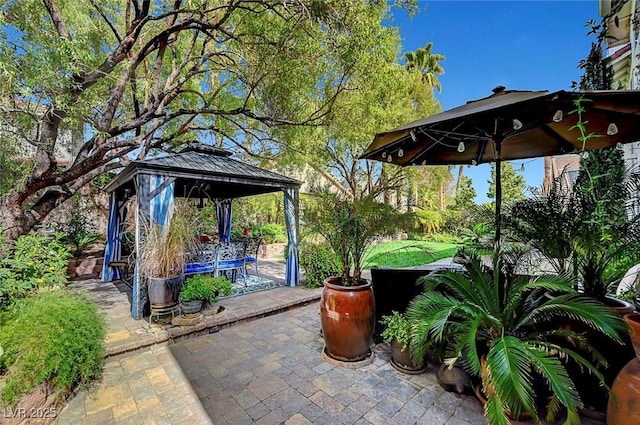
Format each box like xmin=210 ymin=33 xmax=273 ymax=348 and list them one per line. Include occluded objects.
xmin=215 ymin=241 xmax=246 ymax=284
xmin=108 ymin=251 xmax=136 ymax=288
xmin=244 ymin=236 xmax=262 ymax=276
xmin=185 ymin=244 xmax=218 ymax=276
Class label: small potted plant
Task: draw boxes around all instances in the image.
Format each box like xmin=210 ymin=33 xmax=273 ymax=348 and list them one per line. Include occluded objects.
xmin=180 ymin=275 xmax=214 ymax=315
xmin=203 ymin=275 xmax=233 ymax=314
xmin=380 ymin=311 xmax=426 ymax=374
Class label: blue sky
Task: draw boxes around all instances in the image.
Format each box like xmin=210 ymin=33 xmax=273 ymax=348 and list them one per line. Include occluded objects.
xmin=390 ymin=1 xmax=598 ymax=203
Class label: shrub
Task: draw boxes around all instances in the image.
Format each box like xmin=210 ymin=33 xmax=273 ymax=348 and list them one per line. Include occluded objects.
xmin=180 ymin=275 xmax=232 ymax=302
xmin=419 ymin=233 xmax=463 ymax=244
xmin=380 ymin=311 xmax=412 ymax=350
xmin=299 ymin=243 xmax=340 ymax=288
xmin=253 ymin=224 xmax=287 ymax=244
xmin=0 ymin=232 xmax=72 ymax=307
xmin=0 ymin=289 xmax=106 ymax=406
xmin=55 ymin=196 xmax=101 ymax=256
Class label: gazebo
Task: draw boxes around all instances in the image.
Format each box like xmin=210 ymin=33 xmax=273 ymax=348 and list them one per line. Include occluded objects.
xmin=101 ymin=144 xmax=301 ymax=319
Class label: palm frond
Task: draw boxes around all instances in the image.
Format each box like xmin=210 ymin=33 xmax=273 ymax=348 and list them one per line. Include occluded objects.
xmin=407 ymin=292 xmax=461 ymax=361
xmin=486 ymin=336 xmax=538 ymax=422
xmin=460 ymin=312 xmax=486 ymax=376
xmin=524 ymin=294 xmax=625 ymax=343
xmin=423 ymin=268 xmax=488 ymax=308
xmin=484 ymin=394 xmax=510 ymax=425
xmin=522 ymin=273 xmax=576 ymax=294
xmin=453 ymin=254 xmax=506 ymax=317
xmin=523 ymin=344 xmax=582 ymax=414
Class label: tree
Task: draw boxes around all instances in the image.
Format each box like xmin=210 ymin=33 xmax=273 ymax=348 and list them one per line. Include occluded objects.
xmin=416 ymin=166 xmax=454 ymax=211
xmin=285 ymin=29 xmax=441 ymax=201
xmin=404 ymin=42 xmax=445 ymax=92
xmin=453 ymin=174 xmax=476 ymax=210
xmin=577 ymin=42 xmax=610 ymax=91
xmin=572 ymin=29 xmax=629 ymax=246
xmin=0 ymin=0 xmax=415 ymax=245
xmin=487 ymin=162 xmax=526 ymax=205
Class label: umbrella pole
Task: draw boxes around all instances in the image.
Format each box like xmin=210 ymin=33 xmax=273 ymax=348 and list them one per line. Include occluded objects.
xmin=494 ymin=136 xmax=502 ymax=255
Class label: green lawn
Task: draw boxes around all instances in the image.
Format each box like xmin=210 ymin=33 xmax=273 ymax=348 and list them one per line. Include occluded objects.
xmin=362 ymin=240 xmax=460 ymax=269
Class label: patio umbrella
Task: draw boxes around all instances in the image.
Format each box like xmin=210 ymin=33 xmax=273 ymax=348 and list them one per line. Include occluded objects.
xmin=361 ymin=86 xmax=640 ymax=249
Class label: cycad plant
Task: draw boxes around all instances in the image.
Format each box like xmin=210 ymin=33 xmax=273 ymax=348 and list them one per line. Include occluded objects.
xmin=506 ymin=171 xmax=581 ymax=276
xmin=407 ymin=251 xmax=626 ymax=425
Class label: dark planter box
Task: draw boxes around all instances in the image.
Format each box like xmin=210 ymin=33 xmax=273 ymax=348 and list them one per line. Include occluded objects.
xmin=370 ymin=267 xmax=432 ymax=343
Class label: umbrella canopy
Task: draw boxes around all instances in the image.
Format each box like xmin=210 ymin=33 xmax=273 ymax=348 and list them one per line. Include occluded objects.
xmin=361 ymin=87 xmax=640 ymax=249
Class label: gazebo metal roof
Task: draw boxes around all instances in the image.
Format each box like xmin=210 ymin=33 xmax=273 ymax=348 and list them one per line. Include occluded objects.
xmin=105 ymin=144 xmax=301 ymax=198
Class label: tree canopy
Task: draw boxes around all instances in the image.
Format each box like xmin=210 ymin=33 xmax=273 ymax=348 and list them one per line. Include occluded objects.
xmin=487 ymin=162 xmax=526 ymax=205
xmin=0 ymin=0 xmax=423 ymax=243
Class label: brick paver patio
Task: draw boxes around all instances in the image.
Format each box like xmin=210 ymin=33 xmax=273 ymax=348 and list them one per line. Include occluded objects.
xmin=55 ymin=258 xmax=605 ymax=424
xmin=57 ymin=301 xmax=489 ymax=425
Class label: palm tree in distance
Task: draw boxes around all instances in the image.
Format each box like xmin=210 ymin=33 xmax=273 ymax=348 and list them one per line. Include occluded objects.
xmin=404 ymin=42 xmax=445 ymax=93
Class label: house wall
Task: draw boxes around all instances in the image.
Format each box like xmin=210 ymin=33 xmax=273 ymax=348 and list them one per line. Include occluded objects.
xmin=597 ymin=0 xmax=640 ymax=209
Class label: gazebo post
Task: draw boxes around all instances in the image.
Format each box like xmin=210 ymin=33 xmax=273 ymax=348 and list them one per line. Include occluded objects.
xmin=130 ymin=174 xmax=176 ymax=319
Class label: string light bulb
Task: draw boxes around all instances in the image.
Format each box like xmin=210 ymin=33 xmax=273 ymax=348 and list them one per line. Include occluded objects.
xmin=607 ymin=122 xmax=619 ymax=136
xmin=553 ymin=110 xmax=563 ymax=123
xmin=381 ymin=151 xmax=387 ymax=158
xmin=457 ymin=141 xmax=465 ymax=153
xmin=512 ymin=119 xmax=523 ymax=131
xmin=410 ymin=130 xmax=417 ymax=142
xmin=520 ymin=163 xmax=525 ymax=172
xmin=398 ymin=149 xmax=404 ymax=157
xmin=471 ymin=159 xmax=478 ymax=166
xmin=387 ymin=154 xmax=392 ymax=162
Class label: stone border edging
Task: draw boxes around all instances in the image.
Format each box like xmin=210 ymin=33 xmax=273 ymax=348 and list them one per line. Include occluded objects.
xmin=105 ymin=291 xmax=322 ymax=358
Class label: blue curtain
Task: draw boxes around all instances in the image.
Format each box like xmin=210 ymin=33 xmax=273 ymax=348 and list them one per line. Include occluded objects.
xmin=102 ymin=191 xmax=128 ymax=281
xmin=215 ymin=198 xmax=232 ymax=242
xmin=131 ymin=175 xmax=176 ymax=319
xmin=283 ymin=188 xmax=300 ymax=287
xmin=151 ymin=175 xmax=175 ymax=226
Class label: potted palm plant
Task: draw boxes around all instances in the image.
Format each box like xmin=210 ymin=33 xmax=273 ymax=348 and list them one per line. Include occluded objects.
xmin=138 ymin=205 xmax=199 ymax=317
xmin=304 ymin=190 xmax=405 ymax=362
xmin=407 ymin=250 xmax=626 ymax=425
xmin=380 ymin=311 xmax=427 ymax=374
xmin=507 ymin=169 xmax=640 ymax=308
xmin=506 ymin=169 xmax=640 ymax=414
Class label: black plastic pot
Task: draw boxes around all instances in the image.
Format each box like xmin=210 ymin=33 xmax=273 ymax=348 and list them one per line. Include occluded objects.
xmin=181 ymin=300 xmax=203 ymax=316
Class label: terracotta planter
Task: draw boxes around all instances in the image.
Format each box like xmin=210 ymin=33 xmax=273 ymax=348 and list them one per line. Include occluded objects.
xmin=320 ymin=277 xmax=375 ymax=362
xmin=390 ymin=339 xmax=427 ymax=374
xmin=607 ymin=313 xmax=640 ymax=425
